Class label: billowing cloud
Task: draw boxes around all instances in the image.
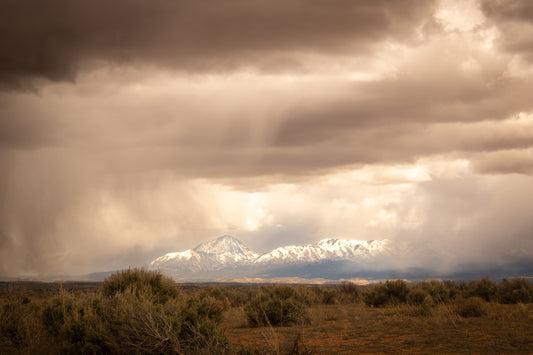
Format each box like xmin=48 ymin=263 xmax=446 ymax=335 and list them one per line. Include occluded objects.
xmin=0 ymin=0 xmax=532 ymax=277
xmin=482 ymin=0 xmax=533 ymax=60
xmin=0 ymin=0 xmax=436 ymax=89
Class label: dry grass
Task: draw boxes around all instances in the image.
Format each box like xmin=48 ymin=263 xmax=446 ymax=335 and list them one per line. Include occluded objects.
xmin=223 ymin=302 xmax=533 ymax=354
xmin=2 ymin=277 xmax=533 ymax=354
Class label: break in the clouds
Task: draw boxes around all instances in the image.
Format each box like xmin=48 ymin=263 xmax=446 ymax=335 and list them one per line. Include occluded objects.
xmin=0 ymin=0 xmax=532 ymax=277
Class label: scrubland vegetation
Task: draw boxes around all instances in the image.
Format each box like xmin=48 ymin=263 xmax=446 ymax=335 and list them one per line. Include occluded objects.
xmin=1 ymin=269 xmax=532 ymax=354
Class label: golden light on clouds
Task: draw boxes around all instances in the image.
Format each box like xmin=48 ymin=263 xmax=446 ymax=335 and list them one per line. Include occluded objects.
xmin=0 ymin=0 xmax=532 ymax=276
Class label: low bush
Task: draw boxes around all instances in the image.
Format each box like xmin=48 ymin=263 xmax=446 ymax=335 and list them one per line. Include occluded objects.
xmin=405 ymin=295 xmax=434 ymax=317
xmin=103 ymin=269 xmax=229 ymax=353
xmin=101 ymin=268 xmax=178 ymax=304
xmin=419 ymin=295 xmax=434 ymax=316
xmin=417 ymin=280 xmax=451 ymax=303
xmin=467 ymin=277 xmax=496 ymax=302
xmin=321 ymin=289 xmax=337 ymax=305
xmin=2 ymin=276 xmax=533 ymax=353
xmin=386 ymin=280 xmax=409 ymax=303
xmin=337 ymin=282 xmax=360 ymax=303
xmin=407 ymin=288 xmax=429 ymax=306
xmin=363 ymin=280 xmax=409 ymax=307
xmin=455 ymin=296 xmax=487 ymax=317
xmin=244 ymin=286 xmax=309 ymax=327
xmin=1 ymin=270 xmax=231 ymax=354
xmin=0 ymin=296 xmax=43 ymax=350
xmin=497 ymin=278 xmax=533 ymax=304
xmin=111 ymin=293 xmax=230 ymax=354
xmin=363 ymin=284 xmax=389 ymax=307
xmin=40 ymin=289 xmax=115 ymax=354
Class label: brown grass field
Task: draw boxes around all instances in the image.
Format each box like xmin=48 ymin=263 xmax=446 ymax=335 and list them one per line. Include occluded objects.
xmin=1 ymin=271 xmax=532 ymax=354
xmin=223 ymin=303 xmax=533 ymax=354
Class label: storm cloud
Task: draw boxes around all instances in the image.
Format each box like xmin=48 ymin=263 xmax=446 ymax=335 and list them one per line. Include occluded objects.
xmin=0 ymin=0 xmax=435 ymax=88
xmin=0 ymin=0 xmax=532 ymax=277
xmin=481 ymin=0 xmax=533 ymax=60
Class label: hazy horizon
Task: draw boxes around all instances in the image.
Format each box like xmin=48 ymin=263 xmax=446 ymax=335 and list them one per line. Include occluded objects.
xmin=1 ymin=0 xmax=532 ymax=278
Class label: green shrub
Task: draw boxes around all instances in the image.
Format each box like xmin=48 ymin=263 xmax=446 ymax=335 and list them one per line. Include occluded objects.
xmin=455 ymin=297 xmax=487 ymax=317
xmin=6 ymin=277 xmax=532 ymax=353
xmin=363 ymin=280 xmax=409 ymax=307
xmin=0 ymin=296 xmax=44 ymax=351
xmin=417 ymin=281 xmax=451 ymax=303
xmin=177 ymin=296 xmax=230 ymax=352
xmin=224 ymin=286 xmax=257 ymax=307
xmin=101 ymin=268 xmax=178 ymax=304
xmin=295 ymin=285 xmax=316 ymax=305
xmin=497 ymin=278 xmax=533 ymax=304
xmin=103 ymin=271 xmax=229 ymax=354
xmin=1 ymin=303 xmax=27 ymax=347
xmin=407 ymin=288 xmax=429 ymax=305
xmin=245 ymin=286 xmax=309 ymax=327
xmin=386 ymin=280 xmax=409 ymax=303
xmin=467 ymin=277 xmax=496 ymax=302
xmin=109 ymin=294 xmax=183 ymax=354
xmin=182 ymin=295 xmax=228 ymax=325
xmin=62 ymin=316 xmax=115 ymax=355
xmin=420 ymin=295 xmax=434 ymax=316
xmin=337 ymin=282 xmax=360 ymax=303
xmin=0 ymin=270 xmax=231 ymax=354
xmin=442 ymin=280 xmax=461 ymax=300
xmin=41 ymin=299 xmax=69 ymax=336
xmin=363 ymin=284 xmax=389 ymax=307
xmin=321 ymin=289 xmax=337 ymax=304
xmin=407 ymin=295 xmax=434 ymax=317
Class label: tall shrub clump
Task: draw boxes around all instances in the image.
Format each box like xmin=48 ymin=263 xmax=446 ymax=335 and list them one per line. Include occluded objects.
xmin=497 ymin=278 xmax=533 ymax=304
xmin=0 ymin=269 xmax=230 ymax=354
xmin=245 ymin=285 xmax=310 ymax=327
xmin=101 ymin=268 xmax=178 ymax=304
xmin=363 ymin=280 xmax=409 ymax=307
xmin=455 ymin=296 xmax=487 ymax=317
xmin=101 ymin=268 xmax=230 ymax=354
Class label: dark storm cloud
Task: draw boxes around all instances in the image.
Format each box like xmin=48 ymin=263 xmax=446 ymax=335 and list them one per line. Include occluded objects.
xmin=0 ymin=0 xmax=436 ymax=89
xmin=482 ymin=0 xmax=533 ymax=23
xmin=270 ymin=119 xmax=533 ymax=171
xmin=275 ymin=68 xmax=533 ymax=147
xmin=1 ymin=0 xmax=532 ymax=277
xmin=472 ymin=149 xmax=533 ymax=175
xmin=481 ymin=0 xmax=533 ymax=60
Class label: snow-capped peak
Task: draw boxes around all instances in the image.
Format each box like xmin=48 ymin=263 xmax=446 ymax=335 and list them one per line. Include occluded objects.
xmin=194 ymin=235 xmax=256 ymax=256
xmin=254 ymin=238 xmax=387 ymax=265
xmin=150 ymin=235 xmax=390 ymax=274
xmin=193 ymin=235 xmax=258 ymax=264
xmin=150 ymin=235 xmax=258 ymax=272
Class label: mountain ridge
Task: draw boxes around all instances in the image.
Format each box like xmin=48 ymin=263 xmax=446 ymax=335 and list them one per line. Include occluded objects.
xmin=149 ymin=235 xmax=389 ymax=276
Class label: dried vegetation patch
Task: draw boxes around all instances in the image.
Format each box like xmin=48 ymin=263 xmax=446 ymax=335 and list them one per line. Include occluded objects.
xmin=1 ymin=275 xmax=533 ymax=354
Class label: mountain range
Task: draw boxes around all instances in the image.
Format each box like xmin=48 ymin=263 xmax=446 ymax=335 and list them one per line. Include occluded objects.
xmin=148 ymin=235 xmax=533 ymax=283
xmin=6 ymin=235 xmax=530 ymax=282
xmin=149 ymin=235 xmax=392 ymax=281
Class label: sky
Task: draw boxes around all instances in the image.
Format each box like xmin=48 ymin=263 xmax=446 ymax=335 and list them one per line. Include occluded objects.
xmin=1 ymin=0 xmax=532 ymax=277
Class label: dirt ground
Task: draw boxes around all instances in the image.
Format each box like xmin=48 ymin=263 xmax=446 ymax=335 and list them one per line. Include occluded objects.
xmin=221 ymin=303 xmax=533 ymax=354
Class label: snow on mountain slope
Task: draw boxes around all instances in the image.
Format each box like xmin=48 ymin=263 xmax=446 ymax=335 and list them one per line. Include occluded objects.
xmin=193 ymin=235 xmax=258 ymax=264
xmin=150 ymin=235 xmax=389 ymax=273
xmin=149 ymin=249 xmax=219 ymax=273
xmin=150 ymin=235 xmax=257 ymax=272
xmin=254 ymin=238 xmax=389 ymax=265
